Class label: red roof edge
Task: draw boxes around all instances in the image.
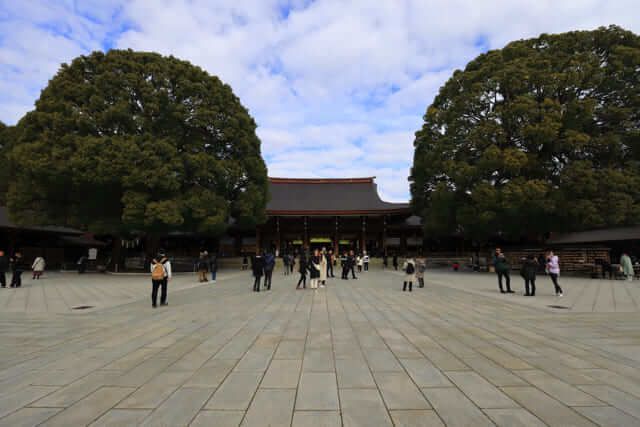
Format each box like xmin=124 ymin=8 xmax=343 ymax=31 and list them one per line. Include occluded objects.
xmin=269 ymin=177 xmax=375 ymax=184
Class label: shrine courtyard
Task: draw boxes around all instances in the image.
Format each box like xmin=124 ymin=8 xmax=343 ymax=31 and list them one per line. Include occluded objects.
xmin=0 ymin=268 xmax=639 ymax=426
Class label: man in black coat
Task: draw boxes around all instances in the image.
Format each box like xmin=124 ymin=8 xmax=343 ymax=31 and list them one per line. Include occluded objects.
xmin=0 ymin=250 xmax=8 ymax=288
xmin=348 ymin=250 xmax=357 ymax=279
xmin=252 ymin=254 xmax=264 ymax=292
xmin=10 ymin=251 xmax=26 ymax=288
xmin=297 ymin=254 xmax=307 ymax=289
xmin=263 ymin=252 xmax=275 ymax=290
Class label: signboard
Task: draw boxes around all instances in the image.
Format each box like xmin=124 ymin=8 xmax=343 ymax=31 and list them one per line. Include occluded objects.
xmin=88 ymin=248 xmax=98 ymax=260
xmin=310 ymin=237 xmax=332 ymax=243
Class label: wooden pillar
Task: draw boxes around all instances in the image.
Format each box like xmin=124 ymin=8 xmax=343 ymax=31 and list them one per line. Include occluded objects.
xmin=303 ymin=216 xmax=309 ymax=251
xmin=275 ymin=216 xmax=281 ymax=256
xmin=256 ymin=226 xmax=261 ymax=254
xmin=334 ymin=216 xmax=339 ymax=255
xmin=382 ymin=216 xmax=387 ymax=255
xmin=361 ymin=216 xmax=367 ymax=254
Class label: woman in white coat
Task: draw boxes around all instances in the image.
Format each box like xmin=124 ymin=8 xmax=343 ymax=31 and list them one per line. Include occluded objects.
xmin=402 ymin=256 xmax=416 ymax=292
xmin=319 ymin=249 xmax=328 ymax=287
xmin=32 ymin=256 xmax=46 ymax=279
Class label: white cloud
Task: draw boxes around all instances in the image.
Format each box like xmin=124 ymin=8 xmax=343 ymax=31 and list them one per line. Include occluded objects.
xmin=1 ymin=0 xmax=639 ymax=201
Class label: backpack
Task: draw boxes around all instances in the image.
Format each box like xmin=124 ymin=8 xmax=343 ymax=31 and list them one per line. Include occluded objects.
xmin=405 ymin=262 xmax=415 ymax=275
xmin=152 ymin=262 xmax=165 ymax=280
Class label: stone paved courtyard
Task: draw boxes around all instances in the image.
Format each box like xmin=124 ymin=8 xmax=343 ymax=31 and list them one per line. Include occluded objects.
xmin=0 ymin=267 xmax=639 ymax=426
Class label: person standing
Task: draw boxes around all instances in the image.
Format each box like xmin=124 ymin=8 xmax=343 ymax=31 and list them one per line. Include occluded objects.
xmin=382 ymin=254 xmax=388 ymax=269
xmin=252 ymin=253 xmax=264 ymax=292
xmin=341 ymin=251 xmax=349 ymax=280
xmin=493 ymin=248 xmax=514 ymax=294
xmin=0 ymin=250 xmax=7 ymax=288
xmin=416 ymin=257 xmax=426 ymax=288
xmin=402 ymin=256 xmax=416 ymax=292
xmin=520 ymin=254 xmax=538 ymax=296
xmin=546 ymin=250 xmax=563 ymax=296
xmin=264 ymin=251 xmax=275 ymax=290
xmin=319 ymin=249 xmax=328 ymax=287
xmin=283 ymin=253 xmax=290 ymax=276
xmin=356 ymin=254 xmax=363 ymax=272
xmin=296 ymin=253 xmax=307 ymax=289
xmin=77 ymin=254 xmax=88 ymax=274
xmin=621 ymin=252 xmax=634 ymax=281
xmin=10 ymin=252 xmax=27 ymax=288
xmin=32 ymin=256 xmax=46 ymax=280
xmin=150 ymin=252 xmax=171 ymax=307
xmin=209 ymin=253 xmax=218 ymax=283
xmin=197 ymin=254 xmax=209 ymax=283
xmin=327 ymin=250 xmax=335 ymax=278
xmin=363 ymin=252 xmax=370 ymax=271
xmin=309 ymin=249 xmax=321 ymax=289
xmin=348 ymin=250 xmax=358 ymax=279
xmin=392 ymin=254 xmax=399 ymax=271
xmin=242 ymin=254 xmax=249 ymax=271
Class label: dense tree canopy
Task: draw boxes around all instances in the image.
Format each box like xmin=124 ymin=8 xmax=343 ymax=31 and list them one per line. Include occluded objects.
xmin=410 ymin=26 xmax=640 ymax=241
xmin=8 ymin=50 xmax=268 ymax=235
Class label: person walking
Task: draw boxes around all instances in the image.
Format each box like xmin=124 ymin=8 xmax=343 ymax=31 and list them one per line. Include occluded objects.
xmin=416 ymin=257 xmax=426 ymax=288
xmin=77 ymin=255 xmax=88 ymax=274
xmin=150 ymin=252 xmax=171 ymax=307
xmin=392 ymin=254 xmax=399 ymax=271
xmin=209 ymin=253 xmax=218 ymax=283
xmin=520 ymin=254 xmax=538 ymax=296
xmin=32 ymin=256 xmax=46 ymax=280
xmin=493 ymin=248 xmax=514 ymax=294
xmin=327 ymin=250 xmax=334 ymax=278
xmin=296 ymin=253 xmax=307 ymax=289
xmin=309 ymin=249 xmax=321 ymax=289
xmin=319 ymin=249 xmax=328 ymax=287
xmin=10 ymin=252 xmax=27 ymax=288
xmin=363 ymin=252 xmax=370 ymax=271
xmin=356 ymin=254 xmax=363 ymax=272
xmin=0 ymin=250 xmax=7 ymax=288
xmin=242 ymin=254 xmax=249 ymax=270
xmin=402 ymin=256 xmax=416 ymax=292
xmin=546 ymin=250 xmax=563 ymax=296
xmin=621 ymin=252 xmax=634 ymax=281
xmin=264 ymin=251 xmax=275 ymax=290
xmin=252 ymin=253 xmax=264 ymax=292
xmin=349 ymin=250 xmax=358 ymax=279
xmin=197 ymin=254 xmax=209 ymax=283
xmin=283 ymin=253 xmax=290 ymax=276
xmin=382 ymin=254 xmax=388 ymax=269
xmin=341 ymin=251 xmax=349 ymax=280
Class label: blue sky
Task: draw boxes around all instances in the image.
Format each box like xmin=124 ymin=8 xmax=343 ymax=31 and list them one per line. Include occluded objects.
xmin=1 ymin=0 xmax=638 ymax=201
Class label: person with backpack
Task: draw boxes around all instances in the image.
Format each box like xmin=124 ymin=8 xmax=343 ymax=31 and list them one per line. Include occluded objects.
xmin=31 ymin=256 xmax=46 ymax=280
xmin=402 ymin=256 xmax=416 ymax=292
xmin=520 ymin=254 xmax=538 ymax=296
xmin=264 ymin=251 xmax=275 ymax=290
xmin=150 ymin=252 xmax=171 ymax=308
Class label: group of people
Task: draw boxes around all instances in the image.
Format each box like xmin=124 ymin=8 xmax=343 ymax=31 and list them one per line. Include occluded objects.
xmin=0 ymin=250 xmax=47 ymax=288
xmin=250 ymin=251 xmax=276 ymax=292
xmin=493 ymin=248 xmax=563 ymax=297
xmin=399 ymin=255 xmax=427 ymax=291
xmin=195 ymin=251 xmax=218 ymax=283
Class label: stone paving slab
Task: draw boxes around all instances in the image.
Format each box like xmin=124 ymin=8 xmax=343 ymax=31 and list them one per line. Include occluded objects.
xmin=0 ymin=268 xmax=638 ymax=426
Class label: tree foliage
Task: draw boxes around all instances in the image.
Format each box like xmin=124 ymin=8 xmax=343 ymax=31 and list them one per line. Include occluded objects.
xmin=8 ymin=50 xmax=268 ymax=235
xmin=410 ymin=26 xmax=640 ymax=241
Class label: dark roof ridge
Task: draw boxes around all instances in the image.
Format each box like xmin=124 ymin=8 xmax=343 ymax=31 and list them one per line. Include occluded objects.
xmin=269 ymin=177 xmax=375 ymax=184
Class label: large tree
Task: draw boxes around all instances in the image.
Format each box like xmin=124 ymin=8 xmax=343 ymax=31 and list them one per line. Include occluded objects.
xmin=8 ymin=50 xmax=268 ymax=241
xmin=411 ymin=26 xmax=640 ymax=242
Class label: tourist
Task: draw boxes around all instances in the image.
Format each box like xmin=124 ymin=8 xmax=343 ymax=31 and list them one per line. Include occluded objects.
xmin=349 ymin=250 xmax=358 ymax=279
xmin=242 ymin=254 xmax=249 ymax=270
xmin=31 ymin=255 xmax=46 ymax=280
xmin=621 ymin=252 xmax=634 ymax=281
xmin=10 ymin=251 xmax=26 ymax=288
xmin=289 ymin=253 xmax=295 ymax=274
xmin=520 ymin=254 xmax=538 ymax=296
xmin=546 ymin=250 xmax=563 ymax=296
xmin=283 ymin=253 xmax=289 ymax=275
xmin=392 ymin=254 xmax=399 ymax=271
xmin=363 ymin=251 xmax=370 ymax=271
xmin=340 ymin=251 xmax=348 ymax=279
xmin=197 ymin=253 xmax=209 ymax=283
xmin=356 ymin=254 xmax=363 ymax=272
xmin=416 ymin=256 xmax=426 ymax=288
xmin=150 ymin=251 xmax=171 ymax=307
xmin=319 ymin=248 xmax=328 ymax=287
xmin=296 ymin=252 xmax=307 ymax=289
xmin=0 ymin=250 xmax=7 ymax=288
xmin=309 ymin=249 xmax=321 ymax=289
xmin=264 ymin=251 xmax=275 ymax=290
xmin=492 ymin=248 xmax=514 ymax=294
xmin=252 ymin=253 xmax=264 ymax=292
xmin=402 ymin=255 xmax=416 ymax=292
xmin=209 ymin=252 xmax=218 ymax=283
xmin=327 ymin=249 xmax=335 ymax=278
xmin=382 ymin=254 xmax=388 ymax=269
xmin=77 ymin=254 xmax=88 ymax=274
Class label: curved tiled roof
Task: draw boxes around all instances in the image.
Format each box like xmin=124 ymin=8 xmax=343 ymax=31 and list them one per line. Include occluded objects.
xmin=266 ymin=177 xmax=410 ymax=216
